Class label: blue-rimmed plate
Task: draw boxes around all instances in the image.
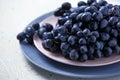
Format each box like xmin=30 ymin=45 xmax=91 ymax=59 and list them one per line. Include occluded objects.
xmin=20 ymin=12 xmax=120 ymax=78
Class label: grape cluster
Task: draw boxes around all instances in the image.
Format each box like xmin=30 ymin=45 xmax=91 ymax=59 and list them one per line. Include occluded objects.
xmin=17 ymin=0 xmax=120 ymax=62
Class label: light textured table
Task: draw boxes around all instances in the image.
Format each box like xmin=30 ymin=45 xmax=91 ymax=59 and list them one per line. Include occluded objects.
xmin=0 ymin=0 xmax=120 ymax=80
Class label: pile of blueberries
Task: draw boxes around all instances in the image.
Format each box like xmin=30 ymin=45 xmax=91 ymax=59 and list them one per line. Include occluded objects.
xmin=17 ymin=0 xmax=120 ymax=62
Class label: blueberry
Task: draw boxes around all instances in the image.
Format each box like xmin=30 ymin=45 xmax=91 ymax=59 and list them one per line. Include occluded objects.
xmin=61 ymin=2 xmax=71 ymax=10
xmin=41 ymin=23 xmax=53 ymax=32
xmin=42 ymin=32 xmax=53 ymax=40
xmin=26 ymin=36 xmax=33 ymax=44
xmin=78 ymin=22 xmax=83 ymax=28
xmin=99 ymin=41 xmax=104 ymax=50
xmin=85 ymin=6 xmax=98 ymax=13
xmin=92 ymin=11 xmax=103 ymax=21
xmin=78 ymin=6 xmax=88 ymax=13
xmin=81 ymin=12 xmax=92 ymax=22
xmin=63 ymin=13 xmax=70 ymax=17
xmin=91 ymin=2 xmax=100 ymax=9
xmin=112 ymin=6 xmax=120 ymax=16
xmin=98 ymin=0 xmax=107 ymax=6
xmin=94 ymin=50 xmax=103 ymax=58
xmin=108 ymin=39 xmax=117 ymax=47
xmin=45 ymin=39 xmax=54 ymax=48
xmin=103 ymin=47 xmax=112 ymax=57
xmin=114 ymin=46 xmax=120 ymax=54
xmin=76 ymin=13 xmax=83 ymax=21
xmin=32 ymin=23 xmax=40 ymax=30
xmin=25 ymin=26 xmax=35 ymax=37
xmin=79 ymin=38 xmax=87 ymax=45
xmin=87 ymin=0 xmax=96 ymax=5
xmin=83 ymin=28 xmax=91 ymax=37
xmin=60 ymin=42 xmax=70 ymax=50
xmin=100 ymin=19 xmax=108 ymax=29
xmin=52 ymin=28 xmax=59 ymax=36
xmin=100 ymin=33 xmax=110 ymax=41
xmin=88 ymin=54 xmax=95 ymax=60
xmin=88 ymin=21 xmax=98 ymax=30
xmin=91 ymin=31 xmax=99 ymax=38
xmin=102 ymin=26 xmax=111 ymax=33
xmin=79 ymin=45 xmax=88 ymax=54
xmin=88 ymin=35 xmax=96 ymax=43
xmin=88 ymin=46 xmax=95 ymax=54
xmin=78 ymin=1 xmax=87 ymax=7
xmin=94 ymin=41 xmax=101 ymax=49
xmin=64 ymin=20 xmax=72 ymax=32
xmin=17 ymin=32 xmax=26 ymax=41
xmin=109 ymin=16 xmax=118 ymax=25
xmin=69 ymin=49 xmax=79 ymax=60
xmin=69 ymin=12 xmax=78 ymax=22
xmin=77 ymin=30 xmax=84 ymax=38
xmin=54 ymin=8 xmax=64 ymax=17
xmin=50 ymin=44 xmax=59 ymax=52
xmin=116 ymin=22 xmax=120 ymax=31
xmin=37 ymin=27 xmax=47 ymax=39
xmin=99 ymin=6 xmax=108 ymax=16
xmin=106 ymin=4 xmax=113 ymax=9
xmin=57 ymin=26 xmax=68 ymax=35
xmin=62 ymin=47 xmax=72 ymax=57
xmin=68 ymin=36 xmax=77 ymax=45
xmin=110 ymin=29 xmax=118 ymax=37
xmin=60 ymin=34 xmax=68 ymax=42
xmin=58 ymin=17 xmax=67 ymax=25
xmin=79 ymin=54 xmax=88 ymax=62
xmin=54 ymin=35 xmax=61 ymax=43
xmin=71 ymin=24 xmax=81 ymax=33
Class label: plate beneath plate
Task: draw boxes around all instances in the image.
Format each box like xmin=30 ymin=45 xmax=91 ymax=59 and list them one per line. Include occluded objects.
xmin=33 ymin=15 xmax=120 ymax=67
xmin=20 ymin=12 xmax=120 ymax=78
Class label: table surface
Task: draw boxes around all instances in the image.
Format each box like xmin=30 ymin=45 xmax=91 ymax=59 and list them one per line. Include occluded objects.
xmin=0 ymin=0 xmax=120 ymax=80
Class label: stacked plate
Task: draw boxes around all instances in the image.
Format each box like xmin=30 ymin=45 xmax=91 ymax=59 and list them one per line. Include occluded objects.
xmin=20 ymin=12 xmax=120 ymax=78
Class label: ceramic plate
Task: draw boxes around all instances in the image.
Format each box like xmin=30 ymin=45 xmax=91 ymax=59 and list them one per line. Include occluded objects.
xmin=33 ymin=13 xmax=120 ymax=67
xmin=20 ymin=12 xmax=120 ymax=78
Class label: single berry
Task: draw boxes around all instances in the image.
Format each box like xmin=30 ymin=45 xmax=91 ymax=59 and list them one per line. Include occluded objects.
xmin=99 ymin=6 xmax=108 ymax=16
xmin=103 ymin=47 xmax=112 ymax=57
xmin=110 ymin=29 xmax=118 ymax=37
xmin=91 ymin=31 xmax=99 ymax=38
xmin=17 ymin=32 xmax=26 ymax=41
xmin=68 ymin=36 xmax=77 ymax=45
xmin=79 ymin=38 xmax=87 ymax=45
xmin=100 ymin=19 xmax=108 ymax=29
xmin=81 ymin=12 xmax=92 ymax=22
xmin=61 ymin=2 xmax=71 ymax=10
xmin=94 ymin=50 xmax=103 ymax=58
xmin=78 ymin=1 xmax=87 ymax=7
xmin=37 ymin=27 xmax=47 ymax=39
xmin=83 ymin=28 xmax=91 ymax=37
xmin=79 ymin=54 xmax=88 ymax=62
xmin=41 ymin=23 xmax=53 ymax=32
xmin=87 ymin=0 xmax=96 ymax=5
xmin=69 ymin=49 xmax=79 ymax=60
xmin=79 ymin=45 xmax=88 ymax=54
xmin=92 ymin=11 xmax=103 ymax=21
xmin=108 ymin=39 xmax=117 ymax=47
xmin=32 ymin=23 xmax=40 ymax=30
xmin=100 ymin=33 xmax=110 ymax=41
xmin=25 ymin=26 xmax=35 ymax=37
xmin=88 ymin=35 xmax=96 ymax=43
xmin=109 ymin=16 xmax=118 ymax=25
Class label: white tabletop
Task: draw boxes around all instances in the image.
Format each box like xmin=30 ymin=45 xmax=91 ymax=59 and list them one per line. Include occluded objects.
xmin=0 ymin=0 xmax=120 ymax=80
